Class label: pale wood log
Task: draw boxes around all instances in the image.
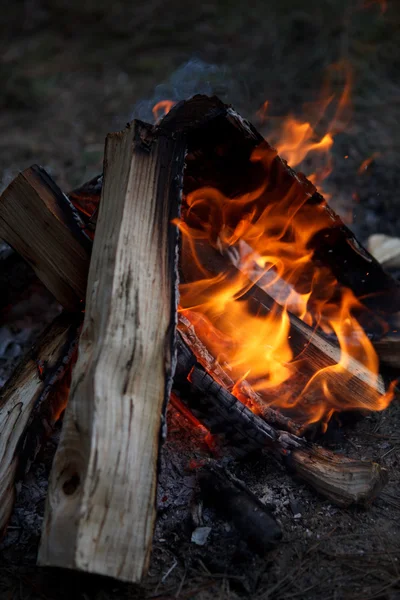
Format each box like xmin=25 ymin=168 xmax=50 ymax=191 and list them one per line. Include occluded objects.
xmin=38 ymin=120 xmax=184 ymax=582
xmin=0 ymin=165 xmax=92 ymax=311
xmin=0 ymin=313 xmax=80 ymax=535
xmin=287 ymin=446 xmax=388 ymax=507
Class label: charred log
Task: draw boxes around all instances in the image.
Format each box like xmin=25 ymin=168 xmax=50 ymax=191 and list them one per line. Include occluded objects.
xmin=197 ymin=461 xmax=282 ymax=555
xmin=180 ymin=239 xmax=386 ymax=419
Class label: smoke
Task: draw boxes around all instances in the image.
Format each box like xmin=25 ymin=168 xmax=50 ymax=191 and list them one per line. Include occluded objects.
xmin=133 ymin=59 xmax=242 ymax=122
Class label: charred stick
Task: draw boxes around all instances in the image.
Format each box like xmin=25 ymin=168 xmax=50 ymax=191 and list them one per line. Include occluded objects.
xmin=159 ymin=95 xmax=400 ymax=316
xmin=196 ymin=461 xmax=282 ymax=554
xmin=178 ymin=313 xmax=304 ymax=437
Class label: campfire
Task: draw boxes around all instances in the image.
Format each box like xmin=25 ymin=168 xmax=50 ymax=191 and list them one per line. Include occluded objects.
xmin=0 ymin=95 xmax=398 ymax=584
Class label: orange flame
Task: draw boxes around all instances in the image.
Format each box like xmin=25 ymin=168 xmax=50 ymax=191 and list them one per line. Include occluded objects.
xmin=358 ymin=152 xmax=381 ymax=174
xmin=152 ymin=100 xmax=176 ymax=123
xmin=177 ymin=70 xmax=395 ymax=428
xmin=257 ymin=62 xmax=352 ymax=200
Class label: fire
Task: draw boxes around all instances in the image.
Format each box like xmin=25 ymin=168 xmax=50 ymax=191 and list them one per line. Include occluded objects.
xmin=152 ymin=100 xmax=176 ymax=123
xmin=176 ymin=76 xmax=394 ymax=428
xmin=257 ymin=62 xmax=351 ymax=199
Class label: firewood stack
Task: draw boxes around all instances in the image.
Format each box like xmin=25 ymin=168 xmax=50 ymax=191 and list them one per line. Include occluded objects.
xmin=0 ymin=96 xmax=398 ymax=583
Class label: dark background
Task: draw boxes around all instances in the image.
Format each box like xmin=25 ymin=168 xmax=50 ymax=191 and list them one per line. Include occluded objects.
xmin=1 ymin=0 xmax=399 ymax=242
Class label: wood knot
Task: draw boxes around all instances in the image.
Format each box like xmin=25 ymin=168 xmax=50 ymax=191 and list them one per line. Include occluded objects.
xmin=62 ymin=472 xmax=80 ymax=495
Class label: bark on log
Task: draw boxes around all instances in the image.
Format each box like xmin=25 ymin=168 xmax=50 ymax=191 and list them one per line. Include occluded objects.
xmin=174 ymin=336 xmax=388 ymax=507
xmin=0 ymin=312 xmax=80 ymax=535
xmin=38 ymin=120 xmax=184 ymax=583
xmin=0 ymin=165 xmax=92 ymax=311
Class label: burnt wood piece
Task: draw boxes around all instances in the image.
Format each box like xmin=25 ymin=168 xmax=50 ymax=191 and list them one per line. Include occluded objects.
xmin=197 ymin=461 xmax=282 ymax=554
xmin=68 ymin=173 xmax=102 ymax=221
xmin=0 ymin=166 xmax=92 ymax=311
xmin=38 ymin=120 xmax=184 ymax=583
xmin=175 ymin=337 xmax=388 ymax=507
xmin=159 ymin=95 xmax=400 ymax=317
xmin=178 ymin=313 xmax=304 ymax=437
xmin=0 ymin=312 xmax=81 ymax=535
xmin=174 ymin=333 xmax=303 ymax=457
xmin=180 ymin=239 xmax=386 ymax=417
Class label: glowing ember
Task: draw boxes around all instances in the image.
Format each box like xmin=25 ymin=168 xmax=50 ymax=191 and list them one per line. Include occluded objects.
xmin=358 ymin=152 xmax=381 ymax=174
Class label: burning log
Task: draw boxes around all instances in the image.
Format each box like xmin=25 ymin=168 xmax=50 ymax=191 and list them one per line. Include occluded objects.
xmin=159 ymin=95 xmax=400 ymax=316
xmin=38 ymin=120 xmax=184 ymax=583
xmin=0 ymin=165 xmax=92 ymax=311
xmin=180 ymin=240 xmax=386 ymax=421
xmin=174 ymin=333 xmax=388 ymax=507
xmin=58 ymin=96 xmax=400 ymax=320
xmin=0 ymin=312 xmax=80 ymax=534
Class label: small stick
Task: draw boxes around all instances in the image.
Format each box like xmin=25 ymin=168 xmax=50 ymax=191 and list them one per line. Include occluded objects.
xmin=196 ymin=460 xmax=282 ymax=555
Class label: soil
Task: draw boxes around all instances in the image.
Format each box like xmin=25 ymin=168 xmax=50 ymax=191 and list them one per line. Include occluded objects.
xmin=1 ymin=1 xmax=400 ymax=598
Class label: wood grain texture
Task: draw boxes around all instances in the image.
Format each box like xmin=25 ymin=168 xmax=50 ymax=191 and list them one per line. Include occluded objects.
xmin=0 ymin=313 xmax=80 ymax=535
xmin=288 ymin=446 xmax=388 ymax=507
xmin=0 ymin=165 xmax=92 ymax=310
xmin=38 ymin=121 xmax=184 ymax=582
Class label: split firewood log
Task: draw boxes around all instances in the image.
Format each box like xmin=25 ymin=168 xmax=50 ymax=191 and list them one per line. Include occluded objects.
xmin=38 ymin=120 xmax=185 ymax=583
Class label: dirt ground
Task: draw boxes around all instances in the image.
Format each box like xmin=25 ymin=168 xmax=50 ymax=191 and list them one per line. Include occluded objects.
xmin=1 ymin=0 xmax=400 ymax=598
